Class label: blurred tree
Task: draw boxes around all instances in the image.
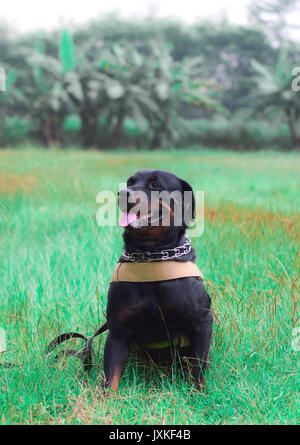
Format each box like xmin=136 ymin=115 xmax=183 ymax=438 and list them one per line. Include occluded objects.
xmin=62 ymin=39 xmax=161 ymax=147
xmin=0 ymin=69 xmax=26 ymax=145
xmin=191 ymin=22 xmax=277 ymax=112
xmin=0 ymin=25 xmax=29 ymax=145
xmin=73 ymin=17 xmax=277 ymax=113
xmin=1 ymin=15 xmax=298 ymax=149
xmin=24 ymin=30 xmax=223 ymax=148
xmin=251 ymin=49 xmax=300 ymax=147
xmin=88 ymin=42 xmax=161 ymax=148
xmin=146 ymin=41 xmax=226 ymax=147
xmin=25 ymin=36 xmax=72 ymax=145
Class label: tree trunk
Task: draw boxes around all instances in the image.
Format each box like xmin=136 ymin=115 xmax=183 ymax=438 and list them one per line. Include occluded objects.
xmin=287 ymin=109 xmax=300 ymax=148
xmin=44 ymin=115 xmax=54 ymax=147
xmin=111 ymin=117 xmax=123 ymax=148
xmin=80 ymin=106 xmax=99 ymax=148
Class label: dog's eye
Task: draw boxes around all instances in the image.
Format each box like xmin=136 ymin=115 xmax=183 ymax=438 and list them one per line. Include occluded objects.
xmin=127 ymin=177 xmax=134 ymax=186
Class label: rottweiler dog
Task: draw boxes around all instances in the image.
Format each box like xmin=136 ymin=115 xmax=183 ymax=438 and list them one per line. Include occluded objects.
xmin=103 ymin=169 xmax=213 ymax=392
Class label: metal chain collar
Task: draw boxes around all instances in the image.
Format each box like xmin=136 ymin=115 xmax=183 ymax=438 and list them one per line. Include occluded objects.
xmin=121 ymin=239 xmax=192 ymax=262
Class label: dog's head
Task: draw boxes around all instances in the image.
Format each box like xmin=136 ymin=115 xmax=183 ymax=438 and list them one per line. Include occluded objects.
xmin=118 ymin=169 xmax=195 ymax=240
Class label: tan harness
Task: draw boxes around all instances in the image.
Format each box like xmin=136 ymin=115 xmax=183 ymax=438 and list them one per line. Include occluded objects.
xmin=110 ymin=260 xmax=204 ymax=283
xmin=110 ymin=260 xmax=204 ymax=350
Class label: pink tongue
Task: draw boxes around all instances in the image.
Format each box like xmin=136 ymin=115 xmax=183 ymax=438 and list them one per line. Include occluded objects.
xmin=118 ymin=212 xmax=137 ymax=227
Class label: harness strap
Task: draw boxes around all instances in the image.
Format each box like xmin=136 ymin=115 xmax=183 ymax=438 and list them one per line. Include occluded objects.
xmin=110 ymin=261 xmax=204 ymax=283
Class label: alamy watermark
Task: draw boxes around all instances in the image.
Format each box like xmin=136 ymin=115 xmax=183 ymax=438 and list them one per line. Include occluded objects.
xmin=291 ymin=67 xmax=300 ymax=92
xmin=0 ymin=67 xmax=6 ymax=92
xmin=291 ymin=327 xmax=300 ymax=352
xmin=0 ymin=328 xmax=7 ymax=353
xmin=96 ymin=184 xmax=204 ymax=237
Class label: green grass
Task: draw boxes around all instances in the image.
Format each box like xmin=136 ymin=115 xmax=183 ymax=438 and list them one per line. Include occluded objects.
xmin=0 ymin=147 xmax=299 ymax=425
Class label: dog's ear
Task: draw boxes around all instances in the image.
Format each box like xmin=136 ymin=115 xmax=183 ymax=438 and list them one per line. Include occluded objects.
xmin=180 ymin=179 xmax=195 ymax=224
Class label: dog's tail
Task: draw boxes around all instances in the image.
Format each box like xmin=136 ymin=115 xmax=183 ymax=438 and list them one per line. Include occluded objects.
xmin=45 ymin=322 xmax=108 ymax=371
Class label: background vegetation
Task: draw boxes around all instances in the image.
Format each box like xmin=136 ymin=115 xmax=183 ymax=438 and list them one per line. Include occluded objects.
xmin=1 ymin=0 xmax=300 ymax=150
xmin=0 ymin=148 xmax=299 ymax=424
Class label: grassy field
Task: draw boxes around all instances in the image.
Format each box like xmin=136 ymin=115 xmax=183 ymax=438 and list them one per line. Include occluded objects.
xmin=0 ymin=147 xmax=299 ymax=425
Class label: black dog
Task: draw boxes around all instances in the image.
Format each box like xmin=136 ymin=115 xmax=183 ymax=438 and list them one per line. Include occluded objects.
xmin=103 ymin=169 xmax=213 ymax=391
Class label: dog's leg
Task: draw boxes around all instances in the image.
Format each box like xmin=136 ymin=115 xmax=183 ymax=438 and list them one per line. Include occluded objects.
xmin=103 ymin=333 xmax=129 ymax=392
xmin=189 ymin=313 xmax=213 ymax=391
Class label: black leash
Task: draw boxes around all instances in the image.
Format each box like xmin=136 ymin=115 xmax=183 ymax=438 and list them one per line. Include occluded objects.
xmin=45 ymin=322 xmax=108 ymax=371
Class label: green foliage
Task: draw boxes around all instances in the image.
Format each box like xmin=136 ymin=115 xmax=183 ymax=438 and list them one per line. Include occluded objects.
xmin=20 ymin=34 xmax=222 ymax=148
xmin=251 ymin=49 xmax=300 ymax=146
xmin=184 ymin=115 xmax=291 ymax=149
xmin=0 ymin=16 xmax=299 ymax=149
xmin=0 ymin=67 xmax=27 ymax=146
xmin=63 ymin=113 xmax=82 ymax=132
xmin=5 ymin=70 xmax=18 ymax=90
xmin=0 ymin=116 xmax=31 ymax=145
xmin=59 ymin=30 xmax=76 ymax=73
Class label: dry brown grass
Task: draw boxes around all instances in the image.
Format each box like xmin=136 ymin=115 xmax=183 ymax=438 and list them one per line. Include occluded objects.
xmin=0 ymin=173 xmax=37 ymax=194
xmin=204 ymin=202 xmax=299 ymax=239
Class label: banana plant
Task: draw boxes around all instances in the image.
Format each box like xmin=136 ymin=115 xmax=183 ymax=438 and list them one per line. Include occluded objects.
xmin=145 ymin=41 xmax=226 ymax=147
xmin=94 ymin=43 xmax=161 ymax=147
xmin=65 ymin=38 xmax=223 ymax=148
xmin=64 ymin=40 xmax=161 ymax=147
xmin=22 ymin=31 xmax=225 ymax=148
xmin=25 ymin=32 xmax=74 ymax=145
